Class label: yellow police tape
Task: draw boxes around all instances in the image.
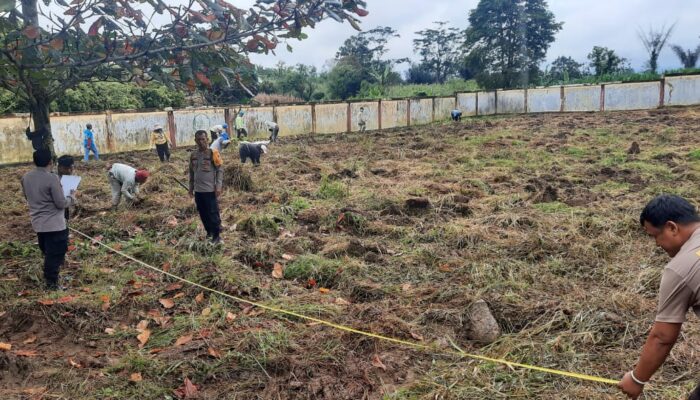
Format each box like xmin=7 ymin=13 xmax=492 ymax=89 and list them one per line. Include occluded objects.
xmin=70 ymin=227 xmax=618 ymax=386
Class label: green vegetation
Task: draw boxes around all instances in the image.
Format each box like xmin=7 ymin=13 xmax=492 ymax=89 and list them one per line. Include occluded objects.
xmin=283 ymin=254 xmax=343 ymax=287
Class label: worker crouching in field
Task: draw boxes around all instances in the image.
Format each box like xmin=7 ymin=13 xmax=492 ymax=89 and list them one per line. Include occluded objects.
xmin=21 ymin=149 xmax=79 ymax=290
xmin=451 ymin=109 xmax=462 ymax=121
xmin=189 ymin=130 xmax=224 ymax=245
xmin=618 ymin=195 xmax=700 ymax=399
xmin=239 ymin=141 xmax=268 ymax=166
xmin=108 ymin=163 xmax=149 ymax=210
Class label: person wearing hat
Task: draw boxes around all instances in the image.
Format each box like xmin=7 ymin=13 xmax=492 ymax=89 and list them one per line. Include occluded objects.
xmin=208 ymin=123 xmax=229 ymax=144
xmin=265 ymin=120 xmax=280 ymax=143
xmin=107 ymin=163 xmax=149 ymax=210
xmin=150 ymin=124 xmax=171 ymax=162
xmin=239 ymin=140 xmax=269 ymax=167
xmin=451 ymin=109 xmax=463 ymax=121
xmin=21 ymin=149 xmax=79 ymax=290
xmin=235 ymin=111 xmax=247 ymax=139
xmin=83 ymin=123 xmax=100 ymax=162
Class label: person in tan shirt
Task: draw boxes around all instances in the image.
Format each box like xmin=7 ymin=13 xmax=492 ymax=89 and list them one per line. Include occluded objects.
xmin=619 ymin=194 xmax=700 ymax=399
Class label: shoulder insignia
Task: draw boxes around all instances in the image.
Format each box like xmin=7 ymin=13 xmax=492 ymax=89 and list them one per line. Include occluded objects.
xmin=696 ymin=249 xmax=700 ymax=257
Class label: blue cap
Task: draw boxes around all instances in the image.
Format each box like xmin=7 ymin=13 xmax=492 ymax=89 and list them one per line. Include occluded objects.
xmin=223 ymin=123 xmax=228 ymax=129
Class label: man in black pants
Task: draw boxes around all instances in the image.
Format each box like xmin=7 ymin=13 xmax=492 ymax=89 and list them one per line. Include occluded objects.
xmin=189 ymin=130 xmax=224 ymax=245
xmin=21 ymin=149 xmax=78 ymax=290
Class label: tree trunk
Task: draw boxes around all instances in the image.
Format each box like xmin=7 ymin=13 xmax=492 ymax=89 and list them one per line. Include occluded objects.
xmin=29 ymin=95 xmax=55 ymax=159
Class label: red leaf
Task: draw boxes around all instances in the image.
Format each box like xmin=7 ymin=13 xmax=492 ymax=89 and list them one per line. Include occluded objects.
xmin=15 ymin=349 xmax=39 ymax=357
xmin=88 ymin=17 xmax=103 ymax=36
xmin=371 ymin=354 xmax=386 ymax=370
xmin=174 ymin=335 xmax=193 ymax=346
xmin=195 ymin=72 xmax=211 ymax=87
xmin=207 ymin=30 xmax=224 ymax=41
xmin=159 ymin=298 xmax=175 ymax=309
xmin=173 ymin=377 xmax=199 ymax=399
xmin=22 ymin=25 xmax=40 ymax=40
xmin=245 ymin=39 xmax=259 ymax=51
xmin=271 ymin=263 xmax=284 ymax=279
xmin=207 ymin=347 xmax=221 ymax=358
xmin=190 ymin=10 xmax=215 ymax=23
xmin=353 ymin=7 xmax=369 ymax=17
xmin=165 ymin=283 xmax=183 ymax=292
xmin=50 ymin=38 xmax=64 ymax=50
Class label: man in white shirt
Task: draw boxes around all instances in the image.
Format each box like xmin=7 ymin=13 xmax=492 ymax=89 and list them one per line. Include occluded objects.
xmin=265 ymin=120 xmax=279 ymax=142
xmin=108 ymin=163 xmax=149 ymax=210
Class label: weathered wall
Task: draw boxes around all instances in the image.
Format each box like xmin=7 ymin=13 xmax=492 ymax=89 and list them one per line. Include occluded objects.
xmin=477 ymin=92 xmax=496 ymax=115
xmin=0 ymin=115 xmax=34 ymax=164
xmin=564 ymin=85 xmax=601 ymax=112
xmin=665 ymin=75 xmax=700 ymax=106
xmin=242 ymin=107 xmax=274 ymax=138
xmin=497 ymin=90 xmax=526 ymax=114
xmin=528 ymin=87 xmax=561 ymax=113
xmin=381 ymin=100 xmax=408 ymax=129
xmin=434 ymin=97 xmax=456 ymax=121
xmin=174 ymin=108 xmax=225 ymax=146
xmin=410 ymin=98 xmax=433 ymax=125
xmin=315 ymin=103 xmax=348 ymax=134
xmin=351 ymin=102 xmax=379 ymax=131
xmin=52 ymin=114 xmax=108 ymax=156
xmin=111 ymin=112 xmax=168 ymax=153
xmin=276 ymin=105 xmax=312 ymax=136
xmin=605 ymin=81 xmax=660 ymax=111
xmin=456 ymin=93 xmax=477 ymax=116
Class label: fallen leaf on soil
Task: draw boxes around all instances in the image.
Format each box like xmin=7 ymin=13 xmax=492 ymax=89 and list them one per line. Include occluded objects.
xmin=67 ymin=245 xmax=76 ymax=252
xmin=335 ymin=297 xmax=350 ymax=305
xmin=105 ymin=328 xmax=116 ymax=335
xmin=306 ymin=278 xmax=317 ymax=288
xmin=130 ymin=372 xmax=143 ymax=382
xmin=37 ymin=299 xmax=55 ymax=305
xmin=17 ymin=290 xmax=31 ymax=297
xmin=0 ymin=342 xmax=12 ymax=351
xmin=225 ymin=312 xmax=236 ymax=322
xmin=100 ymin=268 xmax=115 ymax=274
xmin=282 ymin=253 xmax=295 ymax=261
xmin=149 ymin=348 xmax=165 ymax=354
xmin=271 ymin=263 xmax=284 ymax=279
xmin=410 ymin=331 xmax=424 ymax=341
xmin=22 ymin=387 xmax=46 ymax=395
xmin=23 ymin=335 xmax=37 ymax=344
xmin=319 ymin=288 xmax=330 ymax=294
xmin=136 ymin=320 xmax=149 ymax=332
xmin=165 ymin=283 xmax=183 ymax=292
xmin=201 ymin=307 xmax=211 ymax=317
xmin=15 ymin=349 xmax=39 ymax=357
xmin=173 ymin=377 xmax=198 ymax=399
xmin=401 ymin=283 xmax=412 ymax=292
xmin=100 ymin=295 xmax=110 ymax=303
xmin=162 ymin=262 xmax=171 ymax=272
xmin=195 ymin=292 xmax=205 ymax=303
xmin=174 ymin=335 xmax=193 ymax=346
xmin=159 ymin=298 xmax=175 ymax=309
xmin=137 ymin=329 xmax=151 ymax=348
xmin=173 ymin=292 xmax=185 ymax=299
xmin=371 ymin=354 xmax=387 ymax=370
xmin=438 ymin=264 xmax=452 ymax=272
xmin=166 ymin=216 xmax=178 ymax=227
xmin=68 ymin=357 xmax=82 ymax=368
xmin=207 ymin=347 xmax=222 ymax=358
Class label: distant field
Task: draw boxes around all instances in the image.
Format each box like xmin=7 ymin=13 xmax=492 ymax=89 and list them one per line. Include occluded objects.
xmin=1 ymin=106 xmax=700 ymax=398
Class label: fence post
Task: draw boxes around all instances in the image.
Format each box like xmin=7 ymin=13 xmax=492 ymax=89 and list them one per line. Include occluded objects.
xmin=167 ymin=109 xmax=177 ymax=148
xmin=494 ymin=90 xmax=498 ymax=115
xmin=347 ymin=102 xmax=351 ymax=133
xmin=224 ymin=108 xmax=232 ymax=138
xmin=524 ymin=88 xmax=528 ymax=114
xmin=475 ymin=92 xmax=479 ymax=116
xmin=600 ymin=84 xmax=606 ymax=112
xmin=431 ymin=97 xmax=436 ymax=122
xmin=659 ymin=78 xmax=666 ymax=108
xmin=378 ymin=100 xmax=382 ymax=131
xmin=406 ymin=99 xmax=411 ymax=126
xmin=105 ymin=111 xmax=115 ymax=153
xmin=311 ymin=103 xmax=317 ymax=134
xmin=560 ymin=86 xmax=565 ymax=112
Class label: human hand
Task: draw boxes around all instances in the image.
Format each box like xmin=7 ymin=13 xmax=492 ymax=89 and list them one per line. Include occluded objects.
xmin=70 ymin=190 xmax=80 ymax=198
xmin=215 ymin=189 xmax=222 ymax=198
xmin=618 ymin=372 xmax=644 ymax=399
xmin=188 ymin=190 xmax=194 ymax=197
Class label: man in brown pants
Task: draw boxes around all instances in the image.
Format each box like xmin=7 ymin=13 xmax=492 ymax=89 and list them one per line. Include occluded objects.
xmin=618 ymin=194 xmax=700 ymax=399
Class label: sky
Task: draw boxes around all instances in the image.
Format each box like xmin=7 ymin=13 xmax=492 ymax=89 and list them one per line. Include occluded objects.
xmin=247 ymin=0 xmax=700 ymax=74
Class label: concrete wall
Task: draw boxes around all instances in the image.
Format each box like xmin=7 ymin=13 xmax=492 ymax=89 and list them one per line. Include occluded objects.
xmin=528 ymin=87 xmax=561 ymax=113
xmin=174 ymin=108 xmax=225 ymax=146
xmin=497 ymin=90 xmax=526 ymax=114
xmin=665 ymin=75 xmax=700 ymax=106
xmin=0 ymin=115 xmax=34 ymax=164
xmin=3 ymin=74 xmax=700 ymax=165
xmin=434 ymin=97 xmax=456 ymax=121
xmin=381 ymin=100 xmax=408 ymax=129
xmin=276 ymin=105 xmax=312 ymax=137
xmin=477 ymin=92 xmax=496 ymax=115
xmin=457 ymin=93 xmax=477 ymax=116
xmin=351 ymin=102 xmax=379 ymax=132
xmin=564 ymin=85 xmax=601 ymax=112
xmin=111 ymin=111 xmax=168 ymax=153
xmin=410 ymin=98 xmax=433 ymax=125
xmin=605 ymin=81 xmax=660 ymax=111
xmin=315 ymin=103 xmax=348 ymax=134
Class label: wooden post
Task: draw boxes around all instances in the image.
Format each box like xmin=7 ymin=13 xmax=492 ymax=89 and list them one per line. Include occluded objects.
xmin=475 ymin=92 xmax=479 ymax=116
xmin=523 ymin=88 xmax=528 ymax=114
xmin=167 ymin=109 xmax=177 ymax=148
xmin=224 ymin=108 xmax=231 ymax=136
xmin=431 ymin=97 xmax=436 ymax=122
xmin=494 ymin=90 xmax=498 ymax=115
xmin=105 ymin=111 xmax=115 ymax=153
xmin=659 ymin=78 xmax=666 ymax=108
xmin=377 ymin=100 xmax=382 ymax=131
xmin=600 ymin=84 xmax=606 ymax=112
xmin=347 ymin=102 xmax=351 ymax=133
xmin=272 ymin=105 xmax=278 ymax=123
xmin=560 ymin=86 xmax=565 ymax=112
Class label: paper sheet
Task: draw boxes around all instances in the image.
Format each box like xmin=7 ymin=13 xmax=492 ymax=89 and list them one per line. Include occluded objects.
xmin=60 ymin=175 xmax=81 ymax=197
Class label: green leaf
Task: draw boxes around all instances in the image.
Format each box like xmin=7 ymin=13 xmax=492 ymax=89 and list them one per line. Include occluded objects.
xmin=286 ymin=43 xmax=293 ymax=52
xmin=0 ymin=0 xmax=14 ymax=12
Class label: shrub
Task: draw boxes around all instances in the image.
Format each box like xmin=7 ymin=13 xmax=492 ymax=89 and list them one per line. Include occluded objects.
xmin=284 ymin=254 xmax=342 ymax=287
